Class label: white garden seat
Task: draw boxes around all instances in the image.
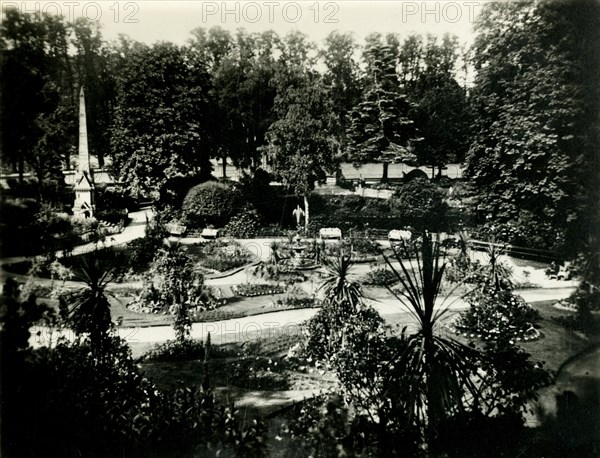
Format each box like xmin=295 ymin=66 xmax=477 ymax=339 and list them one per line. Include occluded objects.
xmin=201 ymin=228 xmax=220 ymax=239
xmin=319 ymin=227 xmax=342 ymax=239
xmin=388 ymin=229 xmax=412 ymax=241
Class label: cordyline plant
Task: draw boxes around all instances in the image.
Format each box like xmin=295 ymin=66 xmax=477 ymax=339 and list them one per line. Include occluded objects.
xmin=317 ymin=253 xmax=363 ymax=314
xmin=381 ymin=233 xmax=481 ymax=439
xmin=65 ymin=250 xmax=117 ymax=358
xmin=305 ymin=253 xmax=382 ymax=362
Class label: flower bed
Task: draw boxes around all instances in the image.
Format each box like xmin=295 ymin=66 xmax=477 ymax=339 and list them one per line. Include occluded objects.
xmin=452 ymin=290 xmax=542 ymax=342
xmin=127 ymin=286 xmax=227 ymax=314
xmin=189 ymin=240 xmax=255 ymax=273
xmin=233 ymin=283 xmax=285 ymax=297
xmin=270 ymin=296 xmax=321 ymax=309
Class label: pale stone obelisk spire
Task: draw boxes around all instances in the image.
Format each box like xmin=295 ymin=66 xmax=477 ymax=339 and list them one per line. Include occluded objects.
xmin=78 ymin=86 xmax=90 ymax=173
xmin=72 ymin=87 xmax=95 ymax=218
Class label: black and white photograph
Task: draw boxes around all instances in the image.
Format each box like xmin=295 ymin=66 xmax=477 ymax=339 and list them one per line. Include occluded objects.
xmin=1 ymin=0 xmax=599 ymax=456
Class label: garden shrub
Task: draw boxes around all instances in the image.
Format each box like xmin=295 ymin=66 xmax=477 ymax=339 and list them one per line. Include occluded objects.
xmin=251 ymin=263 xmax=306 ymax=284
xmin=303 ymin=304 xmax=385 ymax=362
xmin=554 ymin=282 xmax=600 ymax=335
xmin=0 ymin=198 xmax=41 ymax=256
xmin=362 ymin=267 xmax=398 ymax=286
xmin=391 ymin=178 xmax=449 ymax=231
xmin=182 ymin=181 xmax=240 ymax=229
xmin=473 ymin=212 xmax=565 ymax=251
xmin=271 ymin=296 xmax=320 ymax=309
xmin=1 ymin=290 xmax=267 ymax=458
xmin=278 ymin=394 xmax=356 ymax=457
xmin=234 ymin=169 xmax=286 ymax=224
xmin=233 ymin=283 xmax=285 ymax=297
xmin=224 ymin=205 xmax=261 ymax=238
xmin=228 ymin=355 xmax=290 ymax=390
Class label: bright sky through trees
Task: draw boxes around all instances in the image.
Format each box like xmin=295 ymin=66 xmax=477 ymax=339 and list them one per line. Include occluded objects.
xmin=6 ymin=1 xmax=481 ymax=47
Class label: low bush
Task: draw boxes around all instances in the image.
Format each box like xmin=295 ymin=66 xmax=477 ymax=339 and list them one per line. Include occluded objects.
xmin=303 ymin=304 xmax=385 ymax=362
xmin=362 ymin=268 xmax=398 ymax=286
xmin=190 ymin=309 xmax=245 ymax=322
xmin=233 ymin=283 xmax=285 ymax=297
xmin=223 ymin=205 xmax=262 ymax=238
xmin=391 ymin=178 xmax=449 ymax=232
xmin=140 ymin=339 xmax=207 ymax=362
xmin=227 ymin=357 xmax=290 ymax=391
xmin=194 ymin=240 xmax=254 ymax=273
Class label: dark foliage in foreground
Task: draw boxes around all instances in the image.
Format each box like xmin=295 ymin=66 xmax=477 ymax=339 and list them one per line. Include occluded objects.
xmin=1 ymin=286 xmax=267 ymax=458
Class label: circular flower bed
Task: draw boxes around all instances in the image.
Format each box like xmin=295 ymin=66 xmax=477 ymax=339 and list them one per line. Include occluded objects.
xmin=452 ymin=290 xmax=542 ymax=342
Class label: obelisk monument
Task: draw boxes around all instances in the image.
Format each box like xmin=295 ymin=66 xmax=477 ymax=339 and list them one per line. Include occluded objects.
xmin=72 ymin=87 xmax=95 ymax=218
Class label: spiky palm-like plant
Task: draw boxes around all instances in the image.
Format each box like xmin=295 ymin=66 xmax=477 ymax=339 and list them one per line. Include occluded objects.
xmin=382 ymin=233 xmax=480 ymax=439
xmin=318 ymin=253 xmax=363 ymax=313
xmin=67 ymin=251 xmax=116 ymax=355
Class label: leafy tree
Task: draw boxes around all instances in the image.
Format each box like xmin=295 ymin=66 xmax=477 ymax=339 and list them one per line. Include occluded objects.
xmin=466 ymin=0 xmax=600 ymax=253
xmin=110 ymin=41 xmax=215 ymax=207
xmin=71 ymin=18 xmax=115 ymax=168
xmin=320 ymin=31 xmax=362 ymax=151
xmin=206 ymin=29 xmax=278 ymax=172
xmin=346 ymin=33 xmax=416 ymax=182
xmin=411 ymin=39 xmax=473 ymax=177
xmin=224 ymin=205 xmax=261 ymax=238
xmin=263 ymin=57 xmax=336 ymax=233
xmin=0 ymin=11 xmax=74 ymax=200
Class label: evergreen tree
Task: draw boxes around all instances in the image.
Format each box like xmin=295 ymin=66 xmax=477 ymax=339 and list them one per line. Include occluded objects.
xmin=346 ymin=33 xmax=416 ymax=182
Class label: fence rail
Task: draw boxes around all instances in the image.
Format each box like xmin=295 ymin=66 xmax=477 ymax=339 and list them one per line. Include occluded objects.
xmin=469 ymin=239 xmax=562 ymax=263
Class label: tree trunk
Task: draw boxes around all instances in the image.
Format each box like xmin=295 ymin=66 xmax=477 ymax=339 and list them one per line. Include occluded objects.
xmin=431 ymin=166 xmax=435 ymax=179
xmin=382 ymin=162 xmax=389 ymax=183
xmin=304 ymin=194 xmax=310 ymax=235
xmin=222 ymin=155 xmax=227 ymax=179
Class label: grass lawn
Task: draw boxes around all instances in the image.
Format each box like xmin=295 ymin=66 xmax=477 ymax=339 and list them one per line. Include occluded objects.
xmin=138 ymin=299 xmax=592 ymax=395
xmin=521 ymin=300 xmax=591 ymax=372
xmin=138 ymin=331 xmax=335 ymax=417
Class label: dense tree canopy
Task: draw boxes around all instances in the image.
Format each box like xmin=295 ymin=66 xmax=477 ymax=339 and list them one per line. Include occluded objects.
xmin=0 ymin=11 xmax=74 ymax=200
xmin=263 ymin=38 xmax=337 ymax=231
xmin=403 ymin=34 xmax=473 ymax=177
xmin=466 ymin=0 xmax=600 ymax=252
xmin=110 ymin=42 xmax=215 ymax=206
